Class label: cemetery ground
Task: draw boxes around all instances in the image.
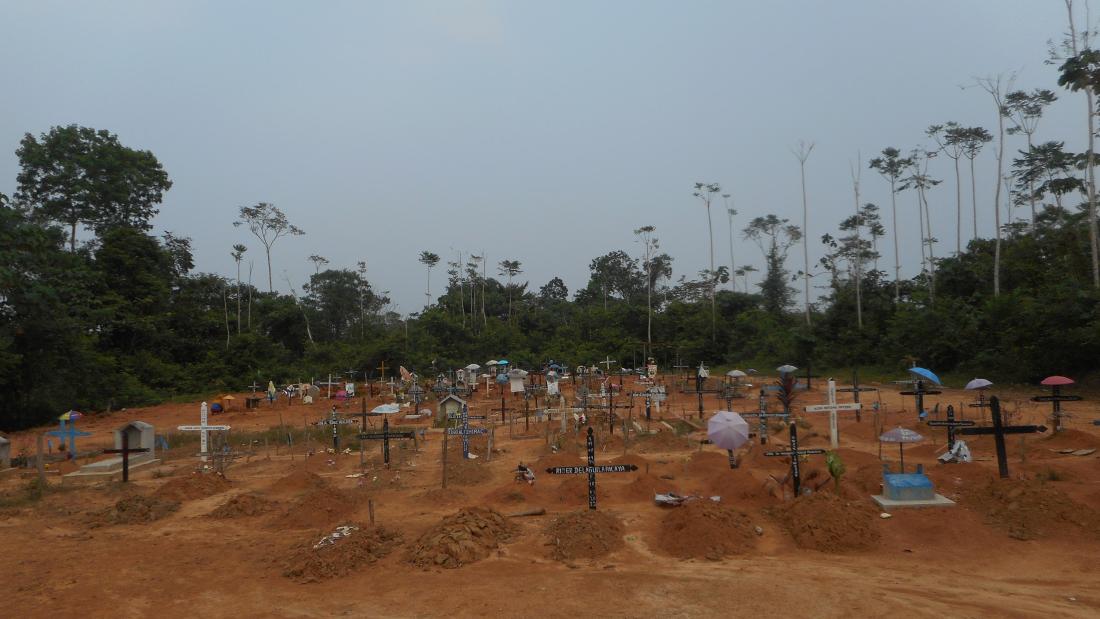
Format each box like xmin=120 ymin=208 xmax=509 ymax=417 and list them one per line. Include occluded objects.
xmin=2 ymin=380 xmax=1100 ymax=618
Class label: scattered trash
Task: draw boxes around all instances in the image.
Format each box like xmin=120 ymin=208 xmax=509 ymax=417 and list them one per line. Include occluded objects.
xmin=753 ymin=526 xmax=764 ymax=536
xmin=880 ymin=512 xmax=892 ymax=519
xmin=314 ymin=525 xmax=359 ymax=549
xmin=654 ymin=492 xmax=721 ymax=506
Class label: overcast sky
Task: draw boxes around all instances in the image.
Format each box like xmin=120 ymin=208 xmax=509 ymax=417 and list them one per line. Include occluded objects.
xmin=0 ymin=1 xmax=1087 ymax=314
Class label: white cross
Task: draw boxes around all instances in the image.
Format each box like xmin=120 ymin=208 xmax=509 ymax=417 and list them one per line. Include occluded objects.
xmin=803 ymin=379 xmax=861 ymax=449
xmin=599 ymin=356 xmax=616 ymax=370
xmin=177 ymin=401 xmax=231 ymax=461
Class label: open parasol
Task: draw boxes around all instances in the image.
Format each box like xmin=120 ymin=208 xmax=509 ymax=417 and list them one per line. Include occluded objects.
xmin=371 ymin=404 xmax=401 ymax=415
xmin=879 ymin=426 xmax=924 ymax=473
xmin=465 ymin=363 xmax=481 ymax=371
xmin=776 ymin=364 xmax=798 ymax=375
xmin=59 ymin=410 xmax=83 ymax=421
xmin=708 ymin=411 xmax=751 ymax=468
xmin=726 ymin=369 xmax=747 ymax=378
xmin=965 ymin=378 xmax=993 ymax=390
xmin=908 ymin=367 xmax=941 ymax=385
xmin=1040 ymin=375 xmax=1075 ymax=386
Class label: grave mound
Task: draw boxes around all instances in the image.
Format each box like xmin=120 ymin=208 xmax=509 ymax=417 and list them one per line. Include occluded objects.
xmin=283 ymin=524 xmax=403 ymax=583
xmin=154 ymin=472 xmax=231 ymax=502
xmin=705 ymin=468 xmax=771 ymax=503
xmin=768 ymin=491 xmax=880 ymax=552
xmin=415 ymin=487 xmax=468 ymax=504
xmin=267 ymin=469 xmax=330 ymax=495
xmin=274 ymin=487 xmax=359 ymax=529
xmin=1038 ymin=428 xmax=1100 ymax=452
xmin=444 ymin=459 xmax=492 ymax=486
xmin=634 ymin=430 xmax=694 ymax=454
xmin=554 ymin=475 xmax=610 ymax=505
xmin=544 ymin=509 xmax=625 ymax=561
xmin=958 ymin=477 xmax=1100 ymax=540
xmin=406 ymin=506 xmax=515 ymax=569
xmin=209 ymin=493 xmax=278 ymax=518
xmin=656 ymin=501 xmax=757 ymax=560
xmin=96 ymin=494 xmax=180 ymax=525
xmin=621 ymin=473 xmax=668 ymax=502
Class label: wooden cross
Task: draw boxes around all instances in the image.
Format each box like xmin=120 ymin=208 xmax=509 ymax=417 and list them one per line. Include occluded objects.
xmin=803 ymin=379 xmax=862 ymax=449
xmin=314 ymin=406 xmax=356 ymax=451
xmin=357 ymin=418 xmax=416 ymax=466
xmin=376 ymin=360 xmax=388 ymax=382
xmin=899 ymin=379 xmax=942 ymax=419
xmin=599 ymin=356 xmax=616 ymax=372
xmin=545 ymin=427 xmax=638 ymax=510
xmin=248 ymin=381 xmax=261 ymax=394
xmin=836 ymin=369 xmax=876 ymax=422
xmin=764 ymin=421 xmax=826 ymax=496
xmin=926 ymin=404 xmax=974 ymax=450
xmin=102 ymin=433 xmax=149 ymax=482
xmin=177 ymin=402 xmax=231 ymax=462
xmin=445 ymin=404 xmax=488 ymax=459
xmin=738 ymin=388 xmax=788 ymax=444
xmin=960 ymin=395 xmax=1047 ymax=479
xmin=1031 ymin=385 xmax=1083 ymax=433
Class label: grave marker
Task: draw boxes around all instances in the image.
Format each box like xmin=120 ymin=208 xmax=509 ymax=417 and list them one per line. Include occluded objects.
xmin=177 ymin=402 xmax=231 ymax=462
xmin=46 ymin=418 xmax=91 ymax=460
xmin=446 ymin=404 xmax=488 ymax=459
xmin=315 ymin=406 xmax=356 ymax=451
xmin=899 ymin=379 xmax=942 ymax=419
xmin=102 ymin=433 xmax=149 ymax=482
xmin=739 ymin=388 xmax=788 ymax=444
xmin=836 ymin=369 xmax=877 ymax=422
xmin=357 ymin=418 xmax=416 ymax=466
xmin=545 ymin=426 xmax=637 ymax=510
xmin=803 ymin=379 xmax=861 ymax=449
xmin=764 ymin=421 xmax=826 ymax=496
xmin=1031 ymin=385 xmax=1082 ymax=433
xmin=925 ymin=405 xmax=974 ymax=450
xmin=960 ymin=396 xmax=1046 ymax=478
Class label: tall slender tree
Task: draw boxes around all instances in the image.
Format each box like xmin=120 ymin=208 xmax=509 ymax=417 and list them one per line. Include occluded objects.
xmin=793 ymin=141 xmax=815 ymax=325
xmin=869 ymin=148 xmax=913 ymax=302
xmin=975 ymin=73 xmax=1016 ymax=297
xmin=233 ymin=202 xmax=305 ymax=293
xmin=928 ymin=123 xmax=967 ymax=254
xmin=419 ymin=251 xmax=440 ymax=306
xmin=849 ymin=157 xmax=864 ymax=329
xmin=722 ymin=194 xmax=737 ymax=291
xmin=692 ymin=182 xmax=722 ymax=340
xmin=959 ymin=127 xmax=994 ymax=242
xmin=308 ymin=254 xmax=329 ymax=274
xmin=231 ymin=244 xmax=247 ymax=333
xmin=634 ymin=225 xmax=659 ymax=354
xmin=1004 ymin=89 xmax=1058 ymax=226
xmin=497 ymin=259 xmax=522 ymax=319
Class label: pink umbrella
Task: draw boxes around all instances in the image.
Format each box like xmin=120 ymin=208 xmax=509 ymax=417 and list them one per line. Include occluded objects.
xmin=1041 ymin=375 xmax=1075 ymax=386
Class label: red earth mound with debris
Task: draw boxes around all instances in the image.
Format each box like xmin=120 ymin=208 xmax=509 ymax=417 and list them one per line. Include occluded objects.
xmin=768 ymin=491 xmax=881 ymax=552
xmin=282 ymin=524 xmax=404 ymax=582
xmin=266 ymin=469 xmax=330 ymax=495
xmin=957 ymin=477 xmax=1100 ymax=540
xmin=209 ymin=493 xmax=278 ymax=518
xmin=406 ymin=506 xmax=516 ymax=569
xmin=656 ymin=500 xmax=758 ymax=560
xmin=154 ymin=472 xmax=232 ymax=502
xmin=94 ymin=494 xmax=180 ymax=526
xmin=274 ymin=487 xmax=360 ymax=529
xmin=544 ymin=509 xmax=625 ymax=561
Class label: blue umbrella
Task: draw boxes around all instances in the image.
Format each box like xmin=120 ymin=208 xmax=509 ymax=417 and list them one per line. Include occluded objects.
xmin=497 ymin=359 xmax=509 ymax=366
xmin=908 ymin=367 xmax=941 ymax=385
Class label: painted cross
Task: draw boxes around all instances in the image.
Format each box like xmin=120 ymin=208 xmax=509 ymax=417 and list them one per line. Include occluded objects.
xmin=376 ymin=360 xmax=388 ymax=382
xmin=899 ymin=379 xmax=942 ymax=419
xmin=1031 ymin=386 xmax=1083 ymax=433
xmin=739 ymin=388 xmax=789 ymax=445
xmin=102 ymin=433 xmax=149 ymax=482
xmin=764 ymin=421 xmax=826 ymax=496
xmin=545 ymin=427 xmax=638 ymax=510
xmin=445 ymin=404 xmax=488 ymax=459
xmin=177 ymin=402 xmax=231 ymax=462
xmin=357 ymin=418 xmax=416 ymax=466
xmin=47 ymin=419 xmax=91 ymax=459
xmin=926 ymin=404 xmax=974 ymax=450
xmin=803 ymin=379 xmax=861 ymax=449
xmin=960 ymin=396 xmax=1047 ymax=479
xmin=599 ymin=356 xmax=616 ymax=371
xmin=315 ymin=406 xmax=356 ymax=451
xmin=836 ymin=369 xmax=876 ymax=422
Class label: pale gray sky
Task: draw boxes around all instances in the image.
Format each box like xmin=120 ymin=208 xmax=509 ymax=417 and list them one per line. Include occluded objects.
xmin=0 ymin=1 xmax=1085 ymax=313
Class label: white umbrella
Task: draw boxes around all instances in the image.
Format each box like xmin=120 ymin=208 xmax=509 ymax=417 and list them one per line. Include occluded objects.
xmin=776 ymin=364 xmax=798 ymax=374
xmin=707 ymin=411 xmax=751 ymax=451
xmin=465 ymin=363 xmax=481 ymax=371
xmin=486 ymin=360 xmax=498 ymax=366
xmin=371 ymin=404 xmax=401 ymax=415
xmin=965 ymin=378 xmax=993 ymax=390
xmin=726 ymin=369 xmax=747 ymax=378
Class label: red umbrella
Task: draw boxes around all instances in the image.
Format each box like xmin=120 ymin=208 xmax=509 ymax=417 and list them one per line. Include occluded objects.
xmin=1041 ymin=375 xmax=1075 ymax=386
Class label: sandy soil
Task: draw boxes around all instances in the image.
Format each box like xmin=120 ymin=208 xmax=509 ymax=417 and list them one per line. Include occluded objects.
xmin=2 ymin=375 xmax=1099 ymax=618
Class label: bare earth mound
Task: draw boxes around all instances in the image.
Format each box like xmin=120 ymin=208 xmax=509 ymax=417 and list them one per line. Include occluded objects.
xmin=274 ymin=487 xmax=359 ymax=529
xmin=768 ymin=492 xmax=881 ymax=552
xmin=267 ymin=469 xmax=330 ymax=495
xmin=445 ymin=459 xmax=493 ymax=486
xmin=657 ymin=501 xmax=757 ymax=560
xmin=95 ymin=495 xmax=180 ymax=526
xmin=959 ymin=478 xmax=1100 ymax=540
xmin=154 ymin=472 xmax=231 ymax=502
xmin=283 ymin=525 xmax=403 ymax=583
xmin=209 ymin=493 xmax=278 ymax=518
xmin=545 ymin=510 xmax=625 ymax=561
xmin=407 ymin=506 xmax=515 ymax=569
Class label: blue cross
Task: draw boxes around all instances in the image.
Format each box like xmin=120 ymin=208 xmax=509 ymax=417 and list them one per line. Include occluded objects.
xmin=46 ymin=419 xmax=91 ymax=458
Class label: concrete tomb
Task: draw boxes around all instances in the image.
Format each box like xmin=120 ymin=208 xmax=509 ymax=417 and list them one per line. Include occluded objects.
xmin=872 ymin=463 xmax=955 ymax=510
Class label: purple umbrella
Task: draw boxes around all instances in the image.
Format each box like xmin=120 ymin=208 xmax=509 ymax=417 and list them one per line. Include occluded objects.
xmin=879 ymin=427 xmax=924 ymax=473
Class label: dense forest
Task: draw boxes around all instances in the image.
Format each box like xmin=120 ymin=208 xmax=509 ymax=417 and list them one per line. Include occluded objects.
xmin=4 ymin=18 xmax=1100 ymax=431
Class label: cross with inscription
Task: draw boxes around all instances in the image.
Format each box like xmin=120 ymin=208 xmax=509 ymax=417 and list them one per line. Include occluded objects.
xmin=315 ymin=406 xmax=356 ymax=451
xmin=836 ymin=369 xmax=876 ymax=422
xmin=925 ymin=404 xmax=974 ymax=450
xmin=1031 ymin=382 xmax=1083 ymax=433
xmin=739 ymin=388 xmax=789 ymax=445
xmin=102 ymin=432 xmax=149 ymax=482
xmin=960 ymin=396 xmax=1047 ymax=479
xmin=545 ymin=427 xmax=638 ymax=510
xmin=446 ymin=404 xmax=488 ymax=460
xmin=177 ymin=402 xmax=231 ymax=462
xmin=764 ymin=421 xmax=826 ymax=496
xmin=803 ymin=379 xmax=862 ymax=449
xmin=899 ymin=379 xmax=942 ymax=419
xmin=357 ymin=418 xmax=416 ymax=466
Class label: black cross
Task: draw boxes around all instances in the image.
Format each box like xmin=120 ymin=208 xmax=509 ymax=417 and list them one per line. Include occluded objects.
xmin=1031 ymin=385 xmax=1083 ymax=433
xmin=899 ymin=379 xmax=942 ymax=418
xmin=739 ymin=388 xmax=789 ymax=445
xmin=356 ymin=418 xmax=416 ymax=466
xmin=925 ymin=405 xmax=975 ymax=450
xmin=545 ymin=427 xmax=638 ymax=510
xmin=764 ymin=421 xmax=825 ymax=496
xmin=960 ymin=395 xmax=1047 ymax=479
xmin=102 ymin=433 xmax=149 ymax=483
xmin=968 ymin=392 xmax=991 ymax=413
xmin=315 ymin=407 xmax=356 ymax=450
xmin=628 ymin=391 xmax=655 ymax=421
xmin=446 ymin=404 xmax=488 ymax=459
xmin=836 ymin=369 xmax=877 ymax=422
